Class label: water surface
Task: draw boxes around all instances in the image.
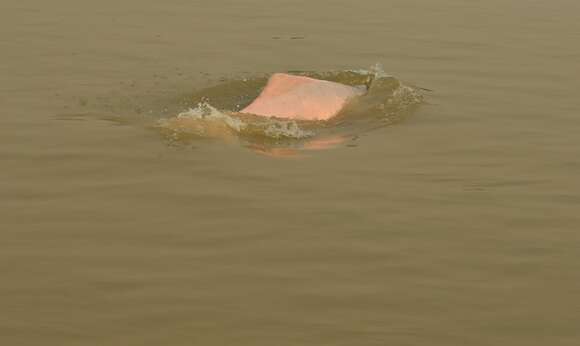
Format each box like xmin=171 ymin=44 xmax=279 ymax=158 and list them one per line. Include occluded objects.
xmin=1 ymin=1 xmax=580 ymax=345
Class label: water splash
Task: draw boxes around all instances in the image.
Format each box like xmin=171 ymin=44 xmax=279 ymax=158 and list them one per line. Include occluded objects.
xmin=155 ymin=66 xmax=424 ymax=149
xmin=262 ymin=120 xmax=314 ymax=139
xmin=175 ymin=101 xmax=246 ymax=131
xmin=157 ymin=100 xmax=314 ymax=141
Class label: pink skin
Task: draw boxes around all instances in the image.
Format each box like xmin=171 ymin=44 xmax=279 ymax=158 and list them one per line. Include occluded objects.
xmin=241 ymin=73 xmax=365 ymax=121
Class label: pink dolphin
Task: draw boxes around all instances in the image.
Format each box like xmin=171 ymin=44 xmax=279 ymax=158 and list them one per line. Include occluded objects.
xmin=159 ymin=73 xmax=364 ymax=156
xmin=241 ymin=73 xmax=365 ymax=121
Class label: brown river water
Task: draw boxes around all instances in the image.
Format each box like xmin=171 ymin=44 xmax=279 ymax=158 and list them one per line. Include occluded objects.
xmin=1 ymin=1 xmax=579 ymax=345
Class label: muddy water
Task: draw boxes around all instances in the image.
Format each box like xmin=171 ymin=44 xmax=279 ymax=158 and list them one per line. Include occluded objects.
xmin=2 ymin=1 xmax=580 ymax=345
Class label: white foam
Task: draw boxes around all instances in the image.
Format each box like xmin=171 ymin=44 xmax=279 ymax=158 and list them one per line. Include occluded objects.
xmin=348 ymin=63 xmax=393 ymax=79
xmin=391 ymin=84 xmax=424 ymax=107
xmin=175 ymin=102 xmax=247 ymax=131
xmin=263 ymin=120 xmax=314 ymax=139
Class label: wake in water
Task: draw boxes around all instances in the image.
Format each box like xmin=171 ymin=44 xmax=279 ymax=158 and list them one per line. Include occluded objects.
xmin=156 ymin=65 xmax=424 ymax=155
